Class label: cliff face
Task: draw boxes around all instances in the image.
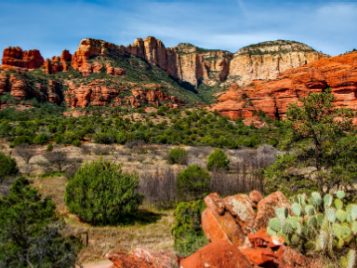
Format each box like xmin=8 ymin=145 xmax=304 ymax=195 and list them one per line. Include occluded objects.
xmin=125 ymin=38 xmax=321 ymax=87
xmin=0 ymin=37 xmax=333 ymax=111
xmin=127 ymin=37 xmax=232 ymax=87
xmin=227 ymin=40 xmax=325 ymax=86
xmin=211 ymin=52 xmax=357 ymax=125
xmin=0 ymin=71 xmax=63 ymax=104
xmin=64 ymin=81 xmax=180 ymax=108
xmin=71 ymin=38 xmax=127 ymax=76
xmin=2 ymin=47 xmax=44 ymax=69
xmin=1 ymin=38 xmax=325 ymax=88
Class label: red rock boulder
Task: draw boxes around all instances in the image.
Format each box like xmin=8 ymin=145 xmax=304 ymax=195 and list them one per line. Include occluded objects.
xmin=254 ymin=191 xmax=290 ymax=230
xmin=180 ymin=240 xmax=252 ymax=268
xmin=201 ymin=193 xmax=245 ymax=245
xmin=107 ymin=248 xmax=176 ymax=268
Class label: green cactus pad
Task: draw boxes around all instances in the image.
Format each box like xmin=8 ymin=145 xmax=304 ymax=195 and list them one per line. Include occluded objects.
xmin=336 ymin=190 xmax=346 ymax=200
xmin=336 ymin=209 xmax=347 ymax=222
xmin=275 ymin=207 xmax=288 ymax=221
xmin=304 ymin=204 xmax=315 ymax=216
xmin=268 ymin=217 xmax=282 ymax=232
xmin=310 ymin=191 xmax=322 ymax=207
xmin=334 ymin=198 xmax=344 ymax=210
xmin=326 ymin=208 xmax=337 ymax=223
xmin=291 ymin=202 xmax=302 ymax=216
xmin=324 ymin=194 xmax=333 ymax=208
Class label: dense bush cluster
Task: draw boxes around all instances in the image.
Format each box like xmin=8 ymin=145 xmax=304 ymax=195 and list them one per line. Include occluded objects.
xmin=0 ymin=105 xmax=289 ymax=149
xmin=65 ymin=160 xmax=143 ymax=225
xmin=0 ymin=152 xmax=18 ymax=180
xmin=0 ymin=177 xmax=80 ymax=267
xmin=172 ymin=200 xmax=208 ymax=257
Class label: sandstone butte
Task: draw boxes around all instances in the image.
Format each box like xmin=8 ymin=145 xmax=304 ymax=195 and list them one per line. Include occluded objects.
xmin=1 ymin=37 xmax=324 ymax=87
xmin=107 ymin=191 xmax=325 ymax=268
xmin=211 ymin=51 xmax=357 ymax=125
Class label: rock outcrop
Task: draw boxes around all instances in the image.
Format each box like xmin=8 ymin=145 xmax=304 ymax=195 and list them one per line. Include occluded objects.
xmin=105 ymin=191 xmax=323 ymax=268
xmin=2 ymin=47 xmax=44 ymax=69
xmin=71 ymin=38 xmax=127 ymax=76
xmin=181 ymin=191 xmax=322 ymax=268
xmin=127 ymin=37 xmax=233 ymax=87
xmin=227 ymin=40 xmax=325 ymax=86
xmin=107 ymin=248 xmax=176 ymax=268
xmin=64 ymin=81 xmax=180 ymax=108
xmin=126 ymin=38 xmax=322 ymax=87
xmin=212 ymin=51 xmax=357 ymax=124
xmin=1 ymin=38 xmax=326 ymax=91
xmin=0 ymin=71 xmax=64 ymax=104
xmin=43 ymin=50 xmax=72 ymax=74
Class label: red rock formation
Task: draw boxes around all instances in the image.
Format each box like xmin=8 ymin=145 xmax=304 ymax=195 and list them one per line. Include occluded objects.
xmin=0 ymin=71 xmax=63 ymax=104
xmin=71 ymin=38 xmax=127 ymax=76
xmin=212 ymin=52 xmax=357 ymax=124
xmin=44 ymin=50 xmax=72 ymax=74
xmin=64 ymin=80 xmax=122 ymax=107
xmin=0 ymin=72 xmax=9 ymax=95
xmin=254 ymin=191 xmax=290 ymax=230
xmin=180 ymin=239 xmax=253 ymax=268
xmin=64 ymin=80 xmax=180 ymax=108
xmin=201 ymin=193 xmax=246 ymax=245
xmin=9 ymin=74 xmax=28 ymax=99
xmin=181 ymin=191 xmax=322 ymax=268
xmin=2 ymin=47 xmax=44 ymax=69
xmin=107 ymin=248 xmax=176 ymax=268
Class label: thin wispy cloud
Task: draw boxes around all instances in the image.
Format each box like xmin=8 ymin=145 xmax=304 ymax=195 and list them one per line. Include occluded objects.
xmin=0 ymin=0 xmax=356 ymax=59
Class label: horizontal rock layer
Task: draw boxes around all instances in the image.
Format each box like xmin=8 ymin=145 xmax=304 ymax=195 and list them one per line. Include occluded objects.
xmin=211 ymin=51 xmax=357 ymax=124
xmin=1 ymin=37 xmax=325 ymax=87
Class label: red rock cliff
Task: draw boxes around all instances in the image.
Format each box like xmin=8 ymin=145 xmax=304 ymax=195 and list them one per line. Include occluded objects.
xmin=211 ymin=52 xmax=357 ymax=124
xmin=2 ymin=47 xmax=44 ymax=69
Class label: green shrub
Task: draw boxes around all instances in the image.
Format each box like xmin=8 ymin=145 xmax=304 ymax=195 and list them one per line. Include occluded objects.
xmin=176 ymin=164 xmax=210 ymax=201
xmin=0 ymin=152 xmax=18 ymax=179
xmin=207 ymin=149 xmax=230 ymax=171
xmin=65 ymin=160 xmax=143 ymax=225
xmin=172 ymin=200 xmax=208 ymax=256
xmin=33 ymin=133 xmax=50 ymax=145
xmin=0 ymin=177 xmax=81 ymax=267
xmin=268 ymin=191 xmax=357 ymax=266
xmin=168 ymin=147 xmax=188 ymax=165
xmin=94 ymin=132 xmax=116 ymax=144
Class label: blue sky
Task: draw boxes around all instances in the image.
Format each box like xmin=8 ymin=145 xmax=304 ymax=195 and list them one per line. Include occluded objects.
xmin=0 ymin=0 xmax=356 ymax=59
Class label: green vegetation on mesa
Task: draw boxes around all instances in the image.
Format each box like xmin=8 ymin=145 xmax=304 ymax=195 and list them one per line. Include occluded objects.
xmin=65 ymin=160 xmax=143 ymax=225
xmin=0 ymin=177 xmax=80 ymax=267
xmin=264 ymin=89 xmax=356 ymax=198
xmin=1 ymin=50 xmax=219 ymax=106
xmin=0 ymin=105 xmax=289 ymax=149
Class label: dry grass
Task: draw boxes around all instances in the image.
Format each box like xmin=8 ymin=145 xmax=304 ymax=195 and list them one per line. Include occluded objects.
xmin=14 ymin=143 xmax=278 ymax=264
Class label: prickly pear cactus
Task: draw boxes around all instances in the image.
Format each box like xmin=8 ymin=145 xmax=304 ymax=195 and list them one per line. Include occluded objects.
xmin=267 ymin=191 xmax=357 ymax=266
